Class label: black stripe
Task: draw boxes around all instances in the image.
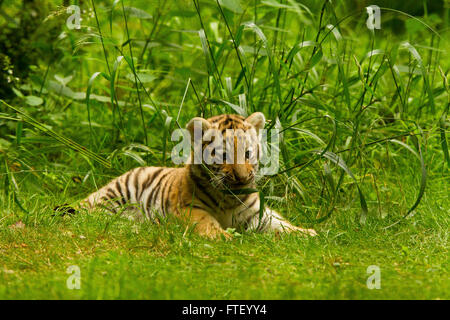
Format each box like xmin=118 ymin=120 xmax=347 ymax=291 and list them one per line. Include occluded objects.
xmin=196 ymin=194 xmax=215 ymax=209
xmin=159 ymin=172 xmax=174 ymax=216
xmin=106 ymin=188 xmax=118 ymax=201
xmin=124 ymin=171 xmax=131 ymax=201
xmin=147 ymin=184 xmax=161 ymax=210
xmin=115 ymin=180 xmax=126 ymax=204
xmin=140 ymin=168 xmax=164 ymax=200
xmin=138 ymin=172 xmax=152 ymax=201
xmin=194 ymin=178 xmax=219 ymax=209
xmin=134 ymin=167 xmax=145 ymax=201
xmin=240 ymin=196 xmax=258 ymax=215
xmin=223 ymin=193 xmax=250 ymax=209
xmin=248 ymin=195 xmax=258 ymax=209
xmin=242 ymin=193 xmax=251 ymax=202
xmin=153 ymin=171 xmax=173 ymax=214
xmin=164 ymin=177 xmax=175 ymax=215
xmin=106 ymin=190 xmax=122 ymax=208
xmin=146 ymin=170 xmax=171 ymax=211
xmin=188 ymin=165 xmax=220 ymax=209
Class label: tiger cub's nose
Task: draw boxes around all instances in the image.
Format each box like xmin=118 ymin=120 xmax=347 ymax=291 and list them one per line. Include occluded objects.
xmin=232 ymin=164 xmax=249 ymax=182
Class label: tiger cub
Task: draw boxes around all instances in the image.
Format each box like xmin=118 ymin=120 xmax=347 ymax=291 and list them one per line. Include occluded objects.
xmin=80 ymin=112 xmax=317 ymax=239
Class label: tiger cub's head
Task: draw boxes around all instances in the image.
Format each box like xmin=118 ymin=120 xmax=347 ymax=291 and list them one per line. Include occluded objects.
xmin=186 ymin=112 xmax=265 ymax=188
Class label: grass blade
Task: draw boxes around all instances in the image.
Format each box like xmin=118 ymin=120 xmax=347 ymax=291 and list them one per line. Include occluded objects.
xmin=1 ymin=100 xmax=111 ymax=168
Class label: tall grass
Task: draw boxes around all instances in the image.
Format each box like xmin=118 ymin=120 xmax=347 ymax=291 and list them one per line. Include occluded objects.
xmin=0 ymin=0 xmax=448 ymax=228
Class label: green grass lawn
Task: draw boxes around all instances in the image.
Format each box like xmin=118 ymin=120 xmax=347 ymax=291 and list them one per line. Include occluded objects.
xmin=0 ymin=175 xmax=447 ymax=299
xmin=0 ymin=0 xmax=449 ymax=299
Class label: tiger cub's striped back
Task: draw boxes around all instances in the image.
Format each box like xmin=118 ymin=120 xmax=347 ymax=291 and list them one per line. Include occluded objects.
xmin=82 ymin=167 xmax=185 ymax=221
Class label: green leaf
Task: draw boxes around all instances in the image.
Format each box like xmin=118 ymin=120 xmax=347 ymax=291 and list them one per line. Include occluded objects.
xmin=308 ymin=48 xmax=323 ymax=70
xmin=54 ymin=74 xmax=73 ymax=86
xmin=24 ymin=95 xmax=43 ymax=106
xmin=218 ymin=0 xmax=243 ymax=14
xmin=123 ymin=6 xmax=152 ymax=19
xmin=217 ymin=99 xmax=247 ymax=116
xmin=126 ymin=73 xmax=157 ymax=84
xmin=120 ymin=150 xmax=146 ymax=166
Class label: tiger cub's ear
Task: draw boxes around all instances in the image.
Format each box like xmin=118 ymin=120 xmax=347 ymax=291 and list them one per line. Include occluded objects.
xmin=245 ymin=112 xmax=265 ymax=131
xmin=186 ymin=117 xmax=211 ymax=139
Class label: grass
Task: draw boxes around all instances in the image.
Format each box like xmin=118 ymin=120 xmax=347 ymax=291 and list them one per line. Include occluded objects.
xmin=0 ymin=0 xmax=449 ymax=299
xmin=0 ymin=175 xmax=448 ymax=299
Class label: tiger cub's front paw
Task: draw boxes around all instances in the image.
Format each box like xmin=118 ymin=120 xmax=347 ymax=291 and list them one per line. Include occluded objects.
xmin=195 ymin=225 xmax=233 ymax=241
xmin=205 ymin=229 xmax=233 ymax=241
